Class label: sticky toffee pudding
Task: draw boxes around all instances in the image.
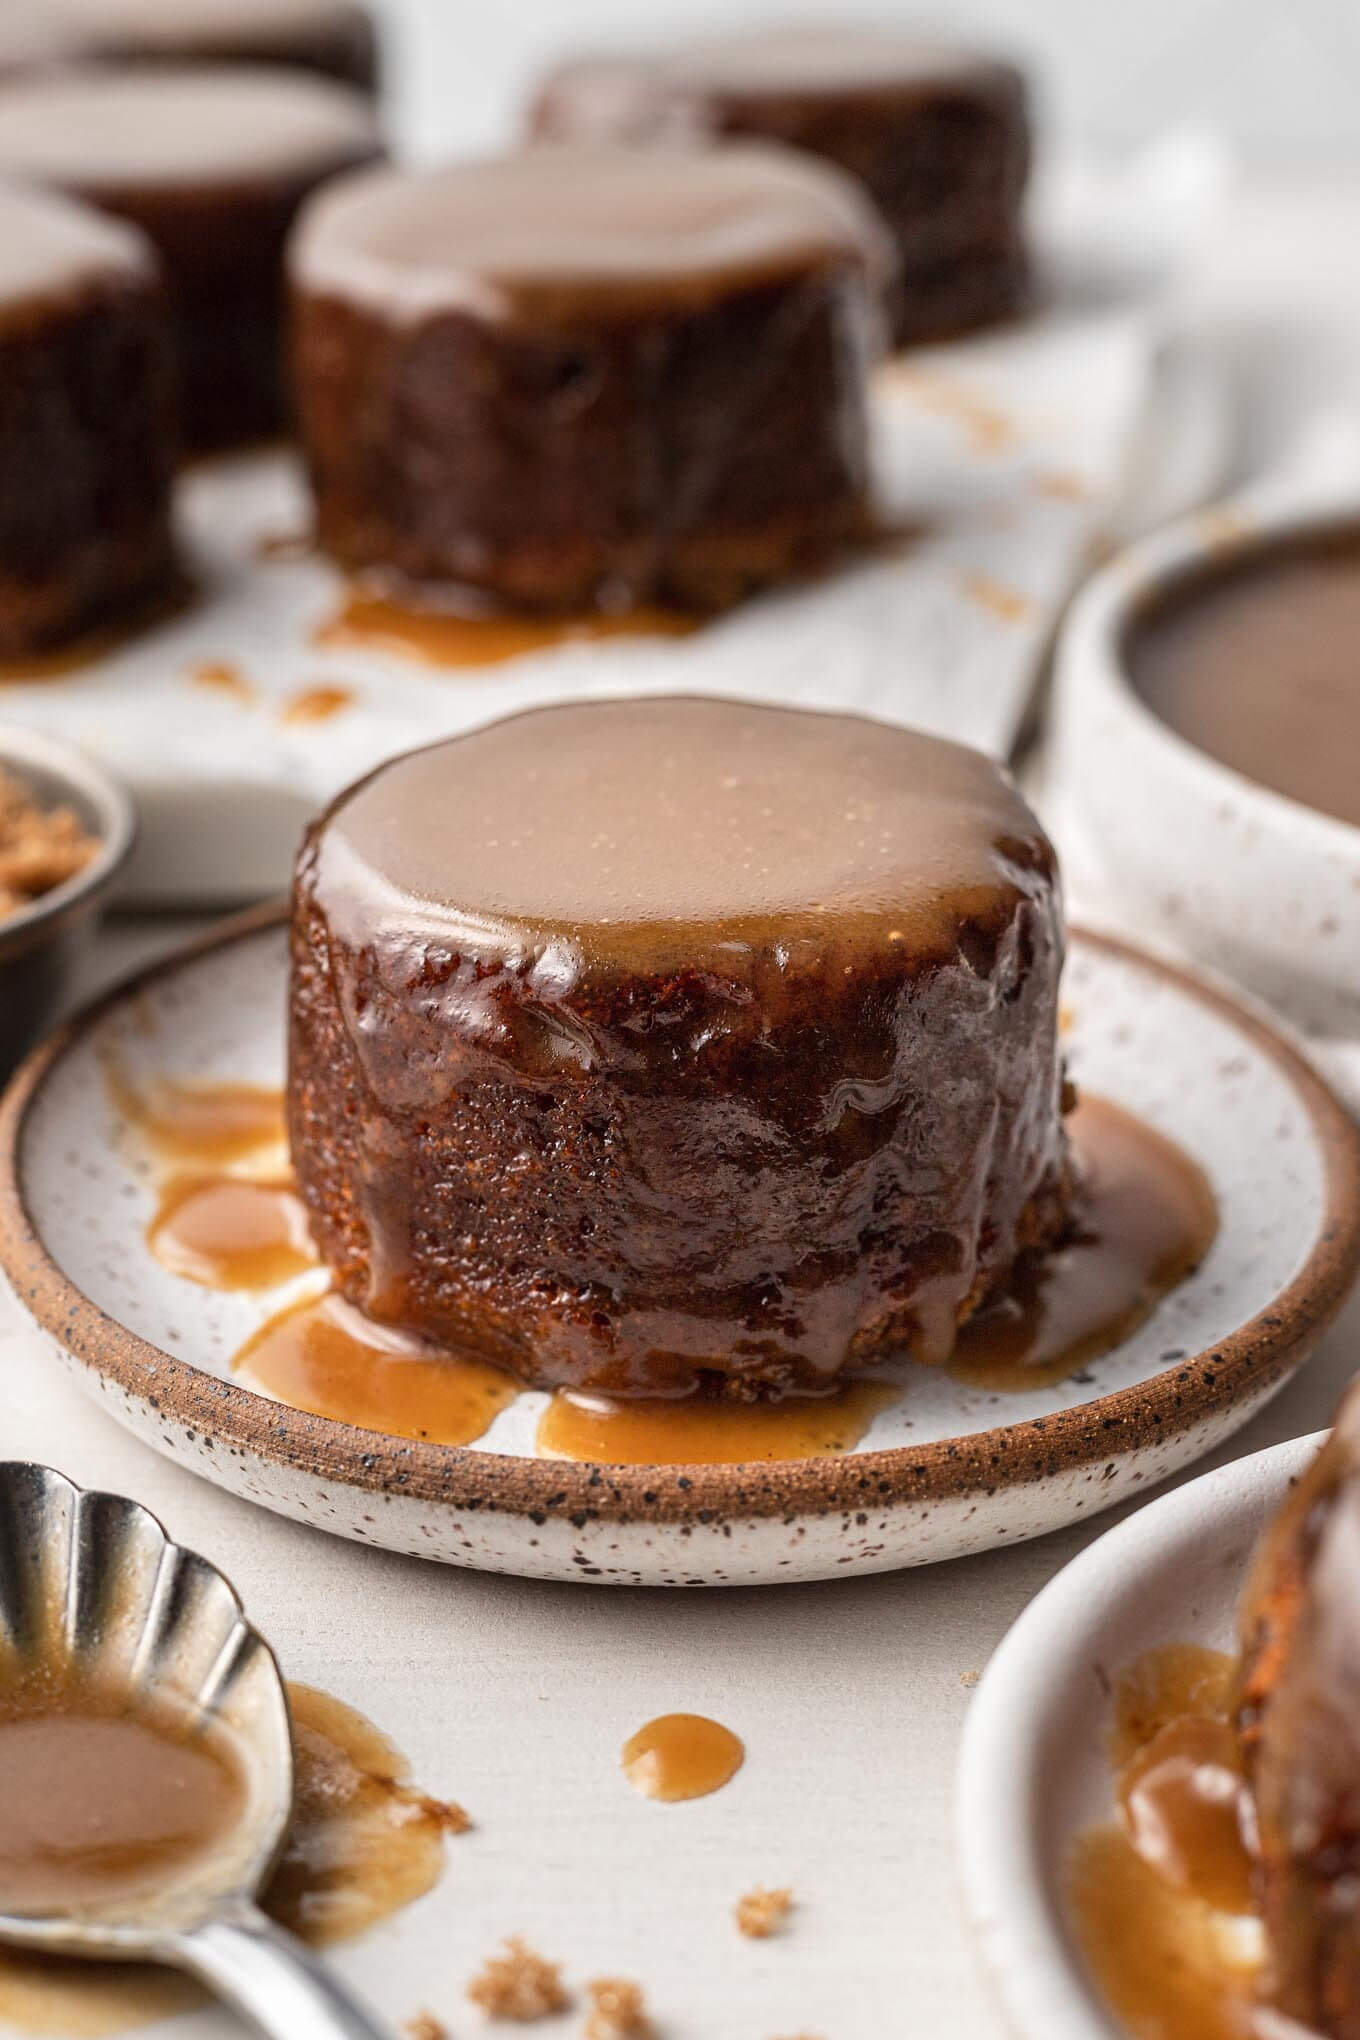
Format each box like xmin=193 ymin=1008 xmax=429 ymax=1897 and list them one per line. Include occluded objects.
xmin=0 ymin=180 xmax=175 ymax=657
xmin=530 ymin=28 xmax=1032 ymax=346
xmin=288 ymin=697 xmax=1073 ymax=1402
xmin=290 ymin=144 xmax=893 ymax=612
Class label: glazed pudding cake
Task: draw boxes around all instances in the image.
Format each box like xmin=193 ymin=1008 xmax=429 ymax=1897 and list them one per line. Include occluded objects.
xmin=0 ymin=180 xmax=174 ymax=656
xmin=289 ymin=144 xmax=894 ymax=613
xmin=530 ymin=27 xmax=1032 ymax=346
xmin=0 ymin=66 xmax=382 ymax=449
xmin=54 ymin=0 xmax=380 ymax=94
xmin=288 ymin=697 xmax=1072 ymax=1401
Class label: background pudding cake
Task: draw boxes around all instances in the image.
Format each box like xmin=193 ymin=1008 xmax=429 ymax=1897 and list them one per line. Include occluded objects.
xmin=530 ymin=27 xmax=1033 ymax=346
xmin=0 ymin=66 xmax=383 ymax=449
xmin=54 ymin=0 xmax=380 ymax=93
xmin=0 ymin=179 xmax=174 ymax=655
xmin=289 ymin=143 xmax=894 ymax=613
xmin=288 ymin=697 xmax=1071 ymax=1400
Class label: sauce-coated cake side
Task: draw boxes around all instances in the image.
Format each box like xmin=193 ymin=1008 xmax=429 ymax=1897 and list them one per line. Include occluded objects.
xmin=289 ymin=145 xmax=893 ymax=611
xmin=287 ymin=699 xmax=1072 ymax=1399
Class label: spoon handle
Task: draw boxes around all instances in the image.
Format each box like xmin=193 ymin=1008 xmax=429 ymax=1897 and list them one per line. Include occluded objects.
xmin=171 ymin=1903 xmax=391 ymax=2040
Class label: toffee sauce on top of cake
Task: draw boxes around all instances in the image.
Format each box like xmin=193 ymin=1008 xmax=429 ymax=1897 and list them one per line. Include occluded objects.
xmin=290 ymin=142 xmax=894 ymax=328
xmin=309 ymin=695 xmax=1056 ymax=985
xmin=1129 ymin=528 xmax=1360 ymax=833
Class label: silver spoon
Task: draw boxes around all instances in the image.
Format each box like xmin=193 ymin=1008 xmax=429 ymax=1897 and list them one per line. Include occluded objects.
xmin=0 ymin=1462 xmax=391 ymax=2040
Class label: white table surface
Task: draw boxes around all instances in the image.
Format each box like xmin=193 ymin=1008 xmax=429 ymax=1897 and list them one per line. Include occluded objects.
xmin=5 ymin=167 xmax=1360 ymax=2040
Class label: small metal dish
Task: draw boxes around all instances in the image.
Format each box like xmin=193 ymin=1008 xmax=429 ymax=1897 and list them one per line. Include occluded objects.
xmin=0 ymin=724 xmax=136 ymax=1081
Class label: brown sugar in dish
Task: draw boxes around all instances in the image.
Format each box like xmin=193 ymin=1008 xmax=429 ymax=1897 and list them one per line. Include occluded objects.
xmin=467 ymin=1939 xmax=569 ymax=2023
xmin=0 ymin=768 xmax=98 ymax=918
xmin=584 ymin=1978 xmax=653 ymax=2040
xmin=736 ymin=1887 xmax=794 ymax=1939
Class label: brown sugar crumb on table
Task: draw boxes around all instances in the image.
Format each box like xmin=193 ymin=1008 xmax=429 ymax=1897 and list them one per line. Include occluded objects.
xmin=467 ymin=1938 xmax=569 ymax=2022
xmin=0 ymin=768 xmax=98 ymax=917
xmin=406 ymin=2016 xmax=450 ymax=2040
xmin=735 ymin=1886 xmax=794 ymax=1938
xmin=584 ymin=1978 xmax=653 ymax=2040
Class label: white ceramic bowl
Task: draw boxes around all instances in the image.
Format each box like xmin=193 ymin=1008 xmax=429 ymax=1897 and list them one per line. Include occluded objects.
xmin=1053 ymin=470 xmax=1360 ymax=1038
xmin=956 ymin=1431 xmax=1318 ymax=2040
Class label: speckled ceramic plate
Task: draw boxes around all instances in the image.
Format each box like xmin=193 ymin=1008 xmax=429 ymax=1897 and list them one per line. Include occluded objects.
xmin=956 ymin=1430 xmax=1317 ymax=2040
xmin=1 ymin=909 xmax=1356 ymax=1587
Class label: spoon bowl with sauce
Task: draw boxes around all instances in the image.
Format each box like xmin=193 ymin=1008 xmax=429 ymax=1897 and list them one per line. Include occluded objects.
xmin=0 ymin=1461 xmax=388 ymax=2039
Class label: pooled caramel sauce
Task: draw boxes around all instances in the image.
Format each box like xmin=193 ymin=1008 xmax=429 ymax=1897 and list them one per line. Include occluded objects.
xmin=0 ymin=1682 xmax=459 ymax=2037
xmin=621 ymin=1714 xmax=745 ymax=1802
xmin=537 ymin=1378 xmax=899 ymax=1465
xmin=235 ymin=1290 xmax=518 ymax=1445
xmin=949 ymin=1094 xmax=1218 ymax=1392
xmin=282 ymin=682 xmax=355 ymax=723
xmin=1130 ymin=529 xmax=1360 ymax=832
xmin=312 ymin=696 xmax=1057 ymax=981
xmin=315 ymin=590 xmax=699 ymax=670
xmin=1068 ymin=1644 xmax=1264 ymax=2040
xmin=0 ymin=1672 xmax=247 ymax=1917
xmin=109 ymin=1072 xmax=287 ymax=1169
xmin=147 ymin=1174 xmax=317 ymax=1290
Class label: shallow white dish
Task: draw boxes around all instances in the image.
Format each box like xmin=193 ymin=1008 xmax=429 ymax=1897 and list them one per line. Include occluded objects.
xmin=956 ymin=1430 xmax=1319 ymax=2040
xmin=1 ymin=909 xmax=1355 ymax=1587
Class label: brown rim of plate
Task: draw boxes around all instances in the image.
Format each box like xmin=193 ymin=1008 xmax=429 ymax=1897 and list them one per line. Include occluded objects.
xmin=1 ymin=901 xmax=1358 ymax=1529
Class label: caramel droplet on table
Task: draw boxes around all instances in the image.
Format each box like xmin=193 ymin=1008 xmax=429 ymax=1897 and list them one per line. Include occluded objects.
xmin=538 ymin=1378 xmax=899 ymax=1465
xmin=950 ymin=1094 xmax=1218 ymax=1392
xmin=282 ymin=684 xmax=354 ymax=724
xmin=316 ymin=590 xmax=700 ymax=670
xmin=148 ymin=1175 xmax=317 ymax=1291
xmin=236 ymin=1291 xmax=517 ymax=1445
xmin=622 ymin=1714 xmax=745 ymax=1803
xmin=109 ymin=1074 xmax=287 ymax=1169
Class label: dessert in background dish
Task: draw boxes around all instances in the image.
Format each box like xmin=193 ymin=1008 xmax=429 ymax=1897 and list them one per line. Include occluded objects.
xmin=1130 ymin=525 xmax=1360 ymax=833
xmin=287 ymin=696 xmax=1071 ymax=1400
xmin=530 ymin=26 xmax=1032 ymax=347
xmin=1071 ymin=1385 xmax=1360 ymax=2040
xmin=54 ymin=0 xmax=380 ymax=94
xmin=289 ymin=143 xmax=893 ymax=613
xmin=0 ymin=1 xmax=81 ymax=75
xmin=0 ymin=66 xmax=382 ymax=449
xmin=0 ymin=179 xmax=174 ymax=656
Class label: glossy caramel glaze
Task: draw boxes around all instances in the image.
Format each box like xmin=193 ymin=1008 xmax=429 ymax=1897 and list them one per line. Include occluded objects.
xmin=621 ymin=1714 xmax=744 ymax=1802
xmin=1237 ymin=1389 xmax=1360 ymax=2037
xmin=0 ymin=1681 xmax=460 ymax=2035
xmin=1130 ymin=530 xmax=1360 ymax=833
xmin=0 ymin=1671 xmax=246 ymax=1916
xmin=537 ymin=1378 xmax=900 ymax=1465
xmin=235 ymin=1290 xmax=518 ymax=1445
xmin=289 ymin=698 xmax=1070 ymax=1398
xmin=148 ymin=1175 xmax=317 ymax=1290
xmin=315 ymin=590 xmax=700 ymax=668
xmin=1069 ymin=1645 xmax=1263 ymax=2040
xmin=949 ymin=1094 xmax=1217 ymax=1391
